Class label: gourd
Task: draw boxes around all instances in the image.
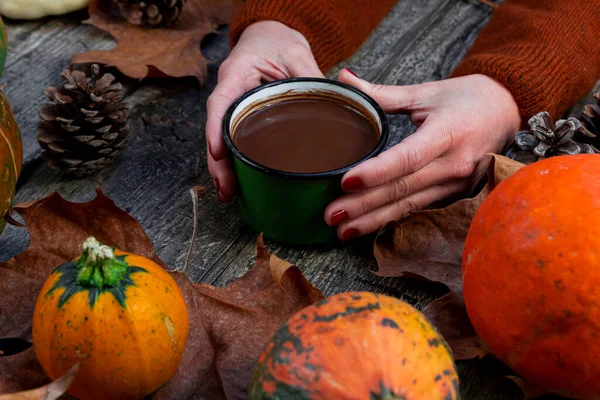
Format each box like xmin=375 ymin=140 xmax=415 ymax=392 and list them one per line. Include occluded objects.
xmin=463 ymin=154 xmax=600 ymax=399
xmin=249 ymin=292 xmax=459 ymax=400
xmin=32 ymin=237 xmax=189 ymax=400
xmin=0 ymin=86 xmax=22 ymax=236
xmin=0 ymin=0 xmax=88 ymax=20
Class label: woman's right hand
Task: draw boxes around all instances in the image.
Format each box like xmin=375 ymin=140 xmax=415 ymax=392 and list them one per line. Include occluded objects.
xmin=206 ymin=20 xmax=324 ymax=201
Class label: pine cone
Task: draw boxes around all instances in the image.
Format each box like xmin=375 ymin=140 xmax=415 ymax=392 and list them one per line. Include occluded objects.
xmin=578 ymin=92 xmax=600 ymax=151
xmin=38 ymin=64 xmax=131 ymax=177
xmin=506 ymin=111 xmax=595 ymax=164
xmin=114 ymin=0 xmax=186 ymax=28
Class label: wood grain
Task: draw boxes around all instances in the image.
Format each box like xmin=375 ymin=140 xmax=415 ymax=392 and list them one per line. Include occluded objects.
xmin=0 ymin=1 xmax=594 ymax=398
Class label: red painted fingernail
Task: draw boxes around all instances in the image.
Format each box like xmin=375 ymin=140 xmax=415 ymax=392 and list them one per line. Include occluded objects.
xmin=344 ymin=67 xmax=359 ymax=78
xmin=217 ymin=193 xmax=228 ymax=202
xmin=215 ymin=178 xmax=226 ymax=202
xmin=215 ymin=179 xmax=233 ymax=202
xmin=330 ymin=210 xmax=349 ymax=226
xmin=342 ymin=228 xmax=360 ymax=242
xmin=342 ymin=177 xmax=364 ymax=192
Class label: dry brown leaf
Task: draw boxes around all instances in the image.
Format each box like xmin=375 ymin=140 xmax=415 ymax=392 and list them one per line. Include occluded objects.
xmin=374 ymin=155 xmax=525 ymax=360
xmin=73 ymin=0 xmax=241 ymax=84
xmin=373 ymin=187 xmax=488 ymax=291
xmin=421 ymin=292 xmax=484 ymax=360
xmin=0 ymin=188 xmax=322 ymax=399
xmin=160 ymin=236 xmax=324 ymax=399
xmin=0 ymin=364 xmax=79 ymax=400
xmin=0 ymin=189 xmax=159 ymax=343
xmin=0 ymin=349 xmax=46 ymax=396
xmin=487 ymin=154 xmax=527 ymax=190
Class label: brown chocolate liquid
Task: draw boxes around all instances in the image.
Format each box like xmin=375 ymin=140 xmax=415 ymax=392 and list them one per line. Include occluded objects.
xmin=233 ymin=98 xmax=379 ymax=173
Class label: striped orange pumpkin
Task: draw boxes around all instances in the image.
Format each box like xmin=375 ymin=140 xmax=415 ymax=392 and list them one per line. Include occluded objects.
xmin=0 ymin=87 xmax=22 ymax=235
xmin=250 ymin=292 xmax=459 ymax=399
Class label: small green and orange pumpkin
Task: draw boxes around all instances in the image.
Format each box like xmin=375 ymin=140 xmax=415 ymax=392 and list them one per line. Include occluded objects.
xmin=32 ymin=237 xmax=189 ymax=400
xmin=249 ymin=291 xmax=459 ymax=400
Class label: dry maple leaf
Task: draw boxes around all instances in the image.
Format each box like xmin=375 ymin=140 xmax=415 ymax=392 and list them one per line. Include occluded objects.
xmin=374 ymin=155 xmax=525 ymax=360
xmin=0 ymin=187 xmax=322 ymax=399
xmin=73 ymin=0 xmax=241 ymax=84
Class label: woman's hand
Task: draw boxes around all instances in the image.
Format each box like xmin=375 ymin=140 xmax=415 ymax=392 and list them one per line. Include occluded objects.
xmin=206 ymin=21 xmax=324 ymax=201
xmin=326 ymin=69 xmax=522 ymax=241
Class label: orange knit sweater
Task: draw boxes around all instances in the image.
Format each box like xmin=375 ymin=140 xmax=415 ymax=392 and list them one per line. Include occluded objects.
xmin=230 ymin=0 xmax=600 ymax=120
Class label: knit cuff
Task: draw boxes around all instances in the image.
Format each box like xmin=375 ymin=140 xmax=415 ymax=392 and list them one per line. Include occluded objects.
xmin=451 ymin=44 xmax=583 ymax=121
xmin=229 ymin=1 xmax=345 ymax=73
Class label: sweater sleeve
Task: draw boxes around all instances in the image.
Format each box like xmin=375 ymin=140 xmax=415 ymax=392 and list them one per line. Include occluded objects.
xmin=229 ymin=0 xmax=397 ymax=73
xmin=451 ymin=0 xmax=600 ymax=120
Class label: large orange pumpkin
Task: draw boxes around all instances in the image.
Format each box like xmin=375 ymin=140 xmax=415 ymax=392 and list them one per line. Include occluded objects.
xmin=0 ymin=88 xmax=22 ymax=235
xmin=463 ymin=154 xmax=600 ymax=399
xmin=32 ymin=237 xmax=189 ymax=400
xmin=249 ymin=292 xmax=459 ymax=400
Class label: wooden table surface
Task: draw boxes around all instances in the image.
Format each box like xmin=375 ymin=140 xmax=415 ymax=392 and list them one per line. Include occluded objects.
xmin=1 ymin=0 xmax=597 ymax=398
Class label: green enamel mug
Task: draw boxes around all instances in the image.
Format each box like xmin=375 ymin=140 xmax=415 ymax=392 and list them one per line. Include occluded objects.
xmin=223 ymin=78 xmax=389 ymax=245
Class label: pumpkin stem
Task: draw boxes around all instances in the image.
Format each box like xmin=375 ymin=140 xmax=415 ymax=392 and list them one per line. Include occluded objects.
xmin=75 ymin=237 xmax=128 ymax=288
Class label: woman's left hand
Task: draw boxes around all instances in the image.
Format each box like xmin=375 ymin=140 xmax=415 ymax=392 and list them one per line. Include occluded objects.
xmin=326 ymin=69 xmax=522 ymax=241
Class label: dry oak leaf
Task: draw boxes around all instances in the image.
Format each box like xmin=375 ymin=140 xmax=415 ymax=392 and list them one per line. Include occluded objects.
xmin=73 ymin=0 xmax=240 ymax=84
xmin=374 ymin=155 xmax=525 ymax=360
xmin=0 ymin=187 xmax=323 ymax=399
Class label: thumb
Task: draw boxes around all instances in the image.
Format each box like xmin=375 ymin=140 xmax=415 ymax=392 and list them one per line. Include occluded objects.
xmin=338 ymin=68 xmax=427 ymax=114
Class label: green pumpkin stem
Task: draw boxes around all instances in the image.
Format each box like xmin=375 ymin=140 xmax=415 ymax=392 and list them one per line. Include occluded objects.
xmin=75 ymin=237 xmax=127 ymax=288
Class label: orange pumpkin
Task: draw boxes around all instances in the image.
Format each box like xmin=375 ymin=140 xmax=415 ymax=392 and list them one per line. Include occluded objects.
xmin=463 ymin=154 xmax=600 ymax=399
xmin=0 ymin=88 xmax=22 ymax=235
xmin=32 ymin=237 xmax=189 ymax=400
xmin=249 ymin=292 xmax=459 ymax=400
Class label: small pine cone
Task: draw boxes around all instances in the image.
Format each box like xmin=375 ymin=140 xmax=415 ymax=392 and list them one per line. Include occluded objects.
xmin=506 ymin=111 xmax=595 ymax=164
xmin=578 ymin=92 xmax=600 ymax=151
xmin=38 ymin=64 xmax=131 ymax=177
xmin=114 ymin=0 xmax=186 ymax=28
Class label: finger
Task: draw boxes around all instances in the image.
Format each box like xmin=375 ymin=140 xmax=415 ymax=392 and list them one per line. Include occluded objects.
xmin=338 ymin=68 xmax=436 ymax=114
xmin=410 ymin=111 xmax=428 ymax=127
xmin=285 ymin=51 xmax=325 ymax=78
xmin=337 ymin=181 xmax=466 ymax=241
xmin=206 ymin=65 xmax=261 ymax=161
xmin=207 ymin=153 xmax=237 ymax=202
xmin=341 ymin=118 xmax=453 ymax=192
xmin=326 ymin=158 xmax=453 ymax=226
